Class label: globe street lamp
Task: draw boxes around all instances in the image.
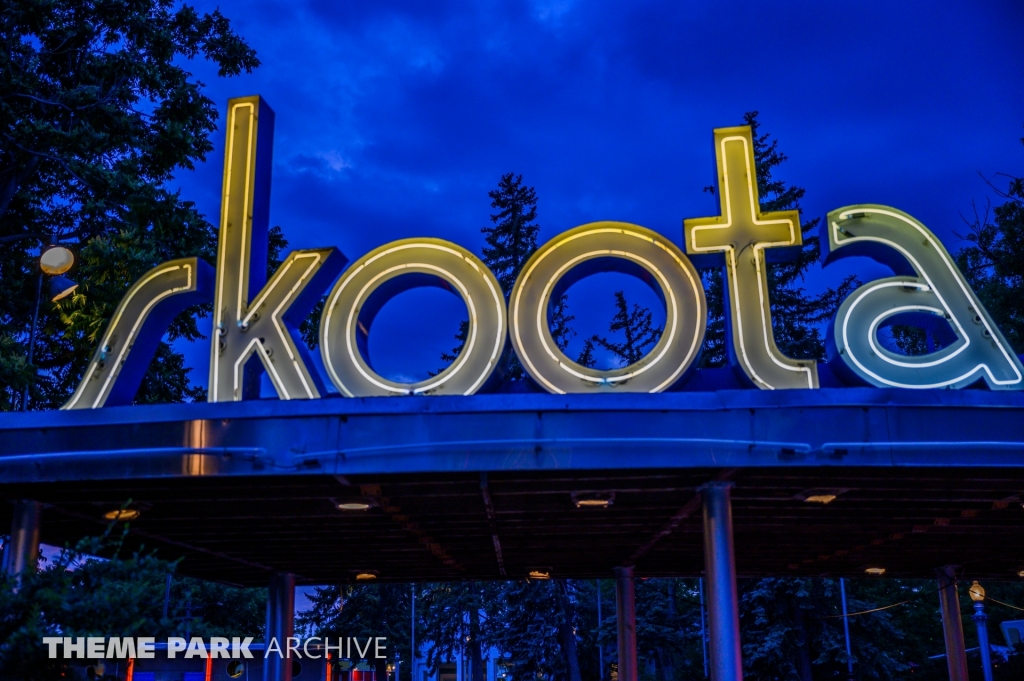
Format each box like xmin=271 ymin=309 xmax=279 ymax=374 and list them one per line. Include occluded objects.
xmin=22 ymin=243 xmax=77 ymax=410
xmin=969 ymin=581 xmax=994 ymax=681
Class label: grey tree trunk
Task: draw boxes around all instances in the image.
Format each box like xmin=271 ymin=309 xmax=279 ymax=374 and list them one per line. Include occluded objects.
xmin=556 ymin=580 xmax=583 ymax=681
xmin=469 ymin=606 xmax=484 ymax=681
xmin=794 ymin=604 xmax=814 ymax=681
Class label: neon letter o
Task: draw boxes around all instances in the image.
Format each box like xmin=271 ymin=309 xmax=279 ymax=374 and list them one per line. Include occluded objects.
xmin=510 ymin=221 xmax=707 ymax=393
xmin=320 ymin=238 xmax=506 ymax=396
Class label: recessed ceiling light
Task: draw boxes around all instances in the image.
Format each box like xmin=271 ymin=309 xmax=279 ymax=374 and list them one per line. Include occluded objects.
xmin=337 ymin=502 xmax=371 ymax=511
xmin=527 ymin=569 xmax=551 ymax=580
xmin=355 ymin=572 xmax=378 ymax=581
xmin=571 ymin=492 xmax=615 ymax=509
xmin=865 ymin=567 xmax=886 ymax=575
xmin=795 ymin=488 xmax=848 ymax=503
xmin=1017 ymin=570 xmax=1024 ymax=578
xmin=104 ymin=509 xmax=140 ymax=521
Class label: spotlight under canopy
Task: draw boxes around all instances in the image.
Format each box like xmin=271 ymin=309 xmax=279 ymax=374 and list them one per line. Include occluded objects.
xmin=571 ymin=491 xmax=615 ymax=508
xmin=104 ymin=508 xmax=140 ymax=521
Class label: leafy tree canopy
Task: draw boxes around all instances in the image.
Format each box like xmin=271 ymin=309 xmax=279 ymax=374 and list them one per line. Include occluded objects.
xmin=0 ymin=0 xmax=258 ymax=409
xmin=0 ymin=531 xmax=264 ymax=681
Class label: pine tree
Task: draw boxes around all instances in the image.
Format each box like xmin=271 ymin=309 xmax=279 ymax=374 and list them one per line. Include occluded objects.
xmin=416 ymin=582 xmax=489 ymax=681
xmin=483 ymin=579 xmax=579 ymax=681
xmin=697 ymin=112 xmax=857 ymax=367
xmin=440 ymin=173 xmax=577 ymax=382
xmin=571 ymin=578 xmax=705 ymax=681
xmin=408 ymin=579 xmax=586 ymax=681
xmin=554 ymin=581 xmax=584 ymax=681
xmin=632 ymin=579 xmax=694 ymax=681
xmin=549 ymin=294 xmax=577 ymax=353
xmin=576 ymin=338 xmax=597 ymax=369
xmin=0 ymin=532 xmax=265 ymax=680
xmin=297 ymin=583 xmax=411 ymax=673
xmin=590 ymin=291 xmax=662 ymax=367
xmin=483 ymin=174 xmax=540 ymax=297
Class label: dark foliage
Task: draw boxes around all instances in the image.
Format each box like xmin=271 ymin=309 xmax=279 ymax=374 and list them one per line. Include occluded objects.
xmin=0 ymin=531 xmax=264 ymax=681
xmin=0 ymin=0 xmax=258 ymax=409
xmin=954 ymin=128 xmax=1024 ymax=353
xmin=588 ymin=291 xmax=662 ymax=367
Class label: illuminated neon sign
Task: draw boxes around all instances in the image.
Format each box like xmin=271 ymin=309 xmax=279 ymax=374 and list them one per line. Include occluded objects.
xmin=63 ymin=96 xmax=1024 ymax=409
xmin=824 ymin=206 xmax=1022 ymax=390
xmin=321 ymin=238 xmax=505 ymax=397
xmin=684 ymin=127 xmax=816 ymax=390
xmin=208 ymin=98 xmax=346 ymax=402
xmin=510 ymin=222 xmax=706 ymax=394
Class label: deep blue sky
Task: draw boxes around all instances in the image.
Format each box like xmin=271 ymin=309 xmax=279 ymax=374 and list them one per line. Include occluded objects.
xmin=172 ymin=0 xmax=1024 ymax=386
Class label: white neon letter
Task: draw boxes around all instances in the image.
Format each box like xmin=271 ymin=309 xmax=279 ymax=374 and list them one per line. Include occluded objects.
xmin=825 ymin=205 xmax=1024 ymax=390
xmin=684 ymin=126 xmax=817 ymax=390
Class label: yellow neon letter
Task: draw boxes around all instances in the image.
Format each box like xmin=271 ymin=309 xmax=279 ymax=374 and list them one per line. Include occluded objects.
xmin=63 ymin=258 xmax=214 ymax=409
xmin=209 ymin=96 xmax=345 ymax=402
xmin=320 ymin=238 xmax=506 ymax=396
xmin=510 ymin=222 xmax=706 ymax=394
xmin=684 ymin=126 xmax=817 ymax=390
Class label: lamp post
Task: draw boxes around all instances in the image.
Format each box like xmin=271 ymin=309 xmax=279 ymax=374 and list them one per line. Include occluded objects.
xmin=21 ymin=243 xmax=77 ymax=410
xmin=597 ymin=579 xmax=604 ymax=681
xmin=969 ymin=581 xmax=994 ymax=681
xmin=840 ymin=578 xmax=855 ymax=681
xmin=699 ymin=577 xmax=708 ymax=679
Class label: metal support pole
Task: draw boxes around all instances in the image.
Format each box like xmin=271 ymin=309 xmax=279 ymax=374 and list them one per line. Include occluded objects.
xmin=265 ymin=572 xmax=295 ymax=681
xmin=699 ymin=578 xmax=709 ymax=679
xmin=2 ymin=500 xmax=41 ymax=577
xmin=840 ymin=578 xmax=854 ymax=681
xmin=21 ymin=272 xmax=43 ymax=411
xmin=597 ymin=579 xmax=604 ymax=680
xmin=936 ymin=567 xmax=968 ymax=681
xmin=411 ymin=583 xmax=416 ymax=681
xmin=163 ymin=573 xmax=173 ymax=619
xmin=973 ymin=601 xmax=994 ymax=681
xmin=614 ymin=566 xmax=638 ymax=681
xmin=701 ymin=483 xmax=743 ymax=681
